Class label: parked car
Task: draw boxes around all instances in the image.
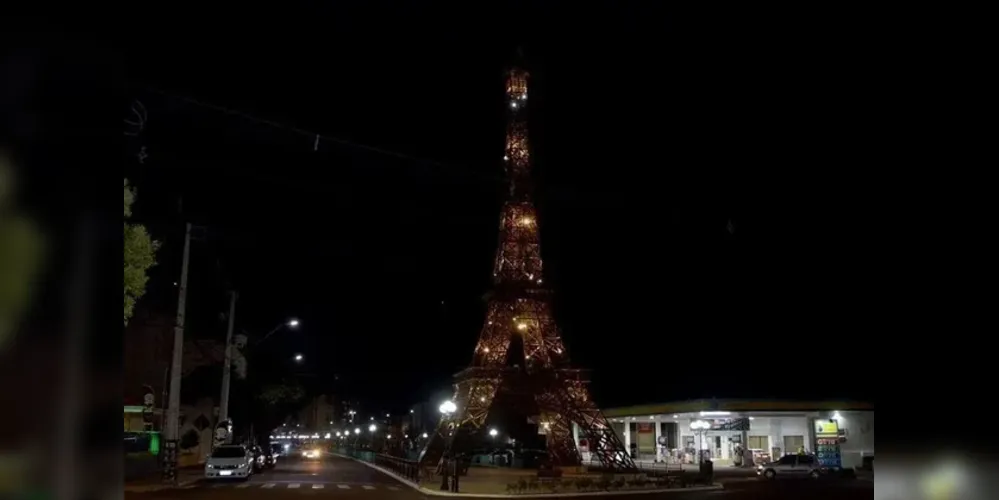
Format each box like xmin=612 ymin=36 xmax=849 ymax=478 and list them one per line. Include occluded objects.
xmin=205 ymin=445 xmax=254 ymax=480
xmin=757 ymin=454 xmax=824 ymax=479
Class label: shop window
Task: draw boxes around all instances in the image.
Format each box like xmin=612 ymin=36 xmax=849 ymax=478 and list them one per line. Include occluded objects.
xmin=784 ymin=435 xmax=804 ymax=453
xmin=747 ymin=436 xmax=767 ymax=449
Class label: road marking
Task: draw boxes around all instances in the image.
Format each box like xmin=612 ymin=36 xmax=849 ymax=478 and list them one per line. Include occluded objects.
xmin=388 ymin=486 xmax=400 ymax=491
xmin=362 ymin=485 xmax=375 ymax=490
xmin=337 ymin=484 xmax=350 ymax=489
xmin=312 ymin=484 xmax=324 ymax=489
xmin=236 ymin=483 xmax=251 ymax=488
xmin=262 ymin=483 xmax=276 ymax=488
xmin=289 ymin=483 xmax=301 ymax=489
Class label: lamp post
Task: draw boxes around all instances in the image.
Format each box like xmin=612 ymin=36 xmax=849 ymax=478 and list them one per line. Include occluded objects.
xmin=438 ymin=401 xmax=457 ymax=491
xmin=219 ymin=316 xmax=300 ymax=446
xmin=690 ymin=420 xmax=711 ymax=464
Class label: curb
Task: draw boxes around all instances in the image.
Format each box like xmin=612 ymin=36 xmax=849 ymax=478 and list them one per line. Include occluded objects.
xmin=331 ymin=453 xmax=724 ymax=498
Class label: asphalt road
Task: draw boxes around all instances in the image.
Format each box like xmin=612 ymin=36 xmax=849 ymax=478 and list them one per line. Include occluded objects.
xmin=125 ymin=455 xmax=873 ymax=499
xmin=125 ymin=454 xmax=422 ymax=500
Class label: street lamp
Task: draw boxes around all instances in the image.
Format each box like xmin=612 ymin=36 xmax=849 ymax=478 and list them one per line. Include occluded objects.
xmin=354 ymin=428 xmax=361 ymax=435
xmin=439 ymin=400 xmax=457 ymax=415
xmin=422 ymin=432 xmax=428 ymax=439
xmin=259 ymin=318 xmax=301 ymax=345
xmin=489 ymin=428 xmax=498 ymax=438
xmin=369 ymin=424 xmax=376 ymax=432
xmin=293 ymin=353 xmax=304 ymax=362
xmin=690 ymin=420 xmax=711 ymax=463
xmin=218 ymin=316 xmax=301 ymax=437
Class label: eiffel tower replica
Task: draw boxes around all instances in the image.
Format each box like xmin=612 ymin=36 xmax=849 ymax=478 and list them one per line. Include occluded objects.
xmin=418 ymin=59 xmax=636 ymax=473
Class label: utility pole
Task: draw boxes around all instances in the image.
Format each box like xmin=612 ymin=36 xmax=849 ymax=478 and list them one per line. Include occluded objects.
xmin=218 ymin=290 xmax=237 ymax=435
xmin=163 ymin=223 xmax=192 ymax=483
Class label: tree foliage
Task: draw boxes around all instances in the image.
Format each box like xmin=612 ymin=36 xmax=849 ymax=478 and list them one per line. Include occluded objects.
xmin=254 ymin=380 xmax=307 ymax=442
xmin=0 ymin=158 xmax=44 ymax=348
xmin=257 ymin=380 xmax=306 ymax=407
xmin=124 ymin=179 xmax=159 ymax=325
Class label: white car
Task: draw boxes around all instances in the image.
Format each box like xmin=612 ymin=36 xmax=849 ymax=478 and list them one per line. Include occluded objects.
xmin=757 ymin=454 xmax=824 ymax=479
xmin=205 ymin=445 xmax=255 ymax=480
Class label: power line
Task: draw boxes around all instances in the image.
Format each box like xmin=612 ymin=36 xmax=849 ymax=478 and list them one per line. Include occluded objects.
xmin=140 ymin=85 xmax=500 ymax=183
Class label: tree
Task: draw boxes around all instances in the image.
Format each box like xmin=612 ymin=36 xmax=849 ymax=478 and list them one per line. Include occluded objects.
xmin=0 ymin=157 xmax=44 ymax=348
xmin=124 ymin=179 xmax=159 ymax=325
xmin=257 ymin=380 xmax=306 ymax=407
xmin=254 ymin=380 xmax=307 ymax=443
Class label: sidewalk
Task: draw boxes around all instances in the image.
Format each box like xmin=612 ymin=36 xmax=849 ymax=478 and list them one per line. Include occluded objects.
xmin=332 ymin=453 xmax=723 ymax=498
xmin=124 ymin=468 xmax=202 ymax=493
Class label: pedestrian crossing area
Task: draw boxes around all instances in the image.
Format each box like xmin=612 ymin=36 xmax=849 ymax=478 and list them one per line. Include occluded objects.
xmin=186 ymin=481 xmax=403 ymax=491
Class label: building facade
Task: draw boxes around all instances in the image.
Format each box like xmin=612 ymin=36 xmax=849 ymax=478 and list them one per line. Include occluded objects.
xmin=573 ymin=399 xmax=873 ymax=469
xmin=297 ymin=394 xmax=337 ymax=430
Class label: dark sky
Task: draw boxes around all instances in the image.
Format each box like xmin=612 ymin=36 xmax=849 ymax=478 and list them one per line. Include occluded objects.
xmin=122 ymin=3 xmax=873 ymax=416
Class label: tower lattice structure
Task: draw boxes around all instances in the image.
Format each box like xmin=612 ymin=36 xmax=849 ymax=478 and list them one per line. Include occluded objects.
xmin=418 ymin=65 xmax=635 ymax=472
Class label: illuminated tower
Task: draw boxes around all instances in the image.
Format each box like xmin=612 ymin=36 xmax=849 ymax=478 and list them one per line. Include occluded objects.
xmin=418 ymin=63 xmax=635 ymax=472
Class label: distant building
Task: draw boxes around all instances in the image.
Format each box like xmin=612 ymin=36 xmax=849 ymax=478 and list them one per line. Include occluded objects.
xmin=297 ymin=394 xmax=336 ymax=431
xmin=577 ymin=399 xmax=873 ymax=469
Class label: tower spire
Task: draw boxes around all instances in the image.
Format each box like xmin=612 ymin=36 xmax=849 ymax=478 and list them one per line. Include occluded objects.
xmin=493 ymin=65 xmax=542 ymax=287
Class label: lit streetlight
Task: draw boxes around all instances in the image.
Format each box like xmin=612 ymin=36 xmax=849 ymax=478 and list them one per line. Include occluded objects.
xmin=690 ymin=420 xmax=711 ymax=464
xmin=218 ymin=315 xmax=301 ymax=434
xmin=369 ymin=424 xmax=376 ymax=432
xmin=293 ymin=353 xmax=304 ymax=362
xmin=422 ymin=432 xmax=428 ymax=439
xmin=259 ymin=318 xmax=301 ymax=345
xmin=489 ymin=428 xmax=498 ymax=438
xmin=439 ymin=400 xmax=457 ymax=415
xmin=354 ymin=428 xmax=361 ymax=435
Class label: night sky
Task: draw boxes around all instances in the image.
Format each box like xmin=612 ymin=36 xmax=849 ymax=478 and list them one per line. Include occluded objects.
xmin=122 ymin=3 xmax=873 ymax=416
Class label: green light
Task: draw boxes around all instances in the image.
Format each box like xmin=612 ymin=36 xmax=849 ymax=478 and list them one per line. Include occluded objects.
xmin=149 ymin=433 xmax=160 ymax=455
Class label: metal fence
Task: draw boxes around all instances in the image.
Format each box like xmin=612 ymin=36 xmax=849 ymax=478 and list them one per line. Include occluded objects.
xmin=334 ymin=447 xmax=421 ymax=483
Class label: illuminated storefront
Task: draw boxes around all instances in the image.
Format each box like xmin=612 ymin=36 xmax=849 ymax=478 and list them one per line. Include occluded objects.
xmin=573 ymin=399 xmax=873 ymax=469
